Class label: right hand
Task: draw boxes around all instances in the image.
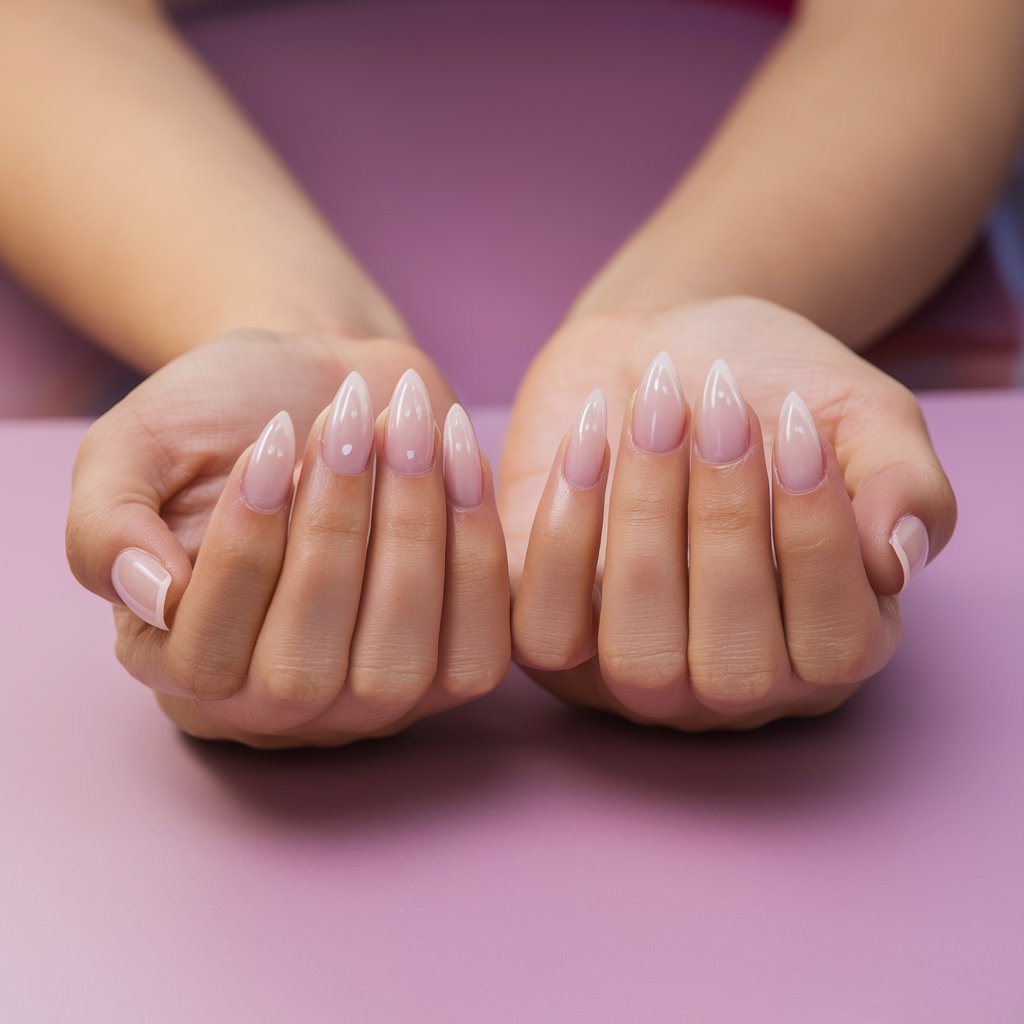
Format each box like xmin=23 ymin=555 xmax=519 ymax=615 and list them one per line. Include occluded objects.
xmin=66 ymin=330 xmax=510 ymax=748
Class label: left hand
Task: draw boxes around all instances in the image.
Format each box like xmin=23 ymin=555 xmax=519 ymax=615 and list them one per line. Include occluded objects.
xmin=499 ymin=297 xmax=956 ymax=729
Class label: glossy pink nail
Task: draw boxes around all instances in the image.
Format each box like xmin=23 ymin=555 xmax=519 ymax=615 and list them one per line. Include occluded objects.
xmin=322 ymin=371 xmax=373 ymax=475
xmin=632 ymin=351 xmax=686 ymax=454
xmin=111 ymin=548 xmax=171 ymax=630
xmin=443 ymin=403 xmax=483 ymax=509
xmin=890 ymin=514 xmax=929 ymax=593
xmin=385 ymin=368 xmax=435 ymax=475
xmin=774 ymin=391 xmax=824 ymax=493
xmin=696 ymin=358 xmax=748 ymax=464
xmin=565 ymin=389 xmax=607 ymax=489
xmin=242 ymin=411 xmax=295 ymax=513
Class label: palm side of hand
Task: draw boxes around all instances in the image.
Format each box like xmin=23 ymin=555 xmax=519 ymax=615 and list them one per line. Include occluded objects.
xmin=500 ymin=298 xmax=918 ymax=571
xmin=71 ymin=328 xmax=518 ymax=749
xmin=127 ymin=329 xmax=454 ymax=562
xmin=500 ymin=297 xmax=955 ymax=729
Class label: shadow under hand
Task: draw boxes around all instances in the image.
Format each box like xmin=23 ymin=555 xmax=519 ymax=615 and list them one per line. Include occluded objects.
xmin=175 ymin=676 xmax=550 ymax=835
xmin=180 ymin=660 xmax=918 ymax=835
xmin=527 ymin=660 xmax=923 ymax=822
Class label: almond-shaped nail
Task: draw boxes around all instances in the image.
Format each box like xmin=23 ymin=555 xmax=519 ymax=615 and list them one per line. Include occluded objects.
xmin=323 ymin=371 xmax=373 ymax=475
xmin=774 ymin=391 xmax=824 ymax=493
xmin=632 ymin=351 xmax=686 ymax=454
xmin=565 ymin=389 xmax=607 ymax=489
xmin=696 ymin=358 xmax=748 ymax=465
xmin=385 ymin=369 xmax=435 ymax=475
xmin=443 ymin=403 xmax=483 ymax=509
xmin=890 ymin=514 xmax=929 ymax=593
xmin=242 ymin=411 xmax=295 ymax=512
xmin=111 ymin=548 xmax=172 ymax=630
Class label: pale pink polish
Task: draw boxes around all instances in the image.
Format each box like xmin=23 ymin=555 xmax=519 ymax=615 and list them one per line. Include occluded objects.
xmin=322 ymin=371 xmax=373 ymax=475
xmin=443 ymin=403 xmax=483 ymax=509
xmin=632 ymin=351 xmax=686 ymax=454
xmin=111 ymin=548 xmax=171 ymax=630
xmin=242 ymin=411 xmax=296 ymax=513
xmin=565 ymin=389 xmax=607 ymax=489
xmin=696 ymin=358 xmax=749 ymax=464
xmin=385 ymin=368 xmax=434 ymax=475
xmin=890 ymin=514 xmax=929 ymax=593
xmin=774 ymin=391 xmax=824 ymax=493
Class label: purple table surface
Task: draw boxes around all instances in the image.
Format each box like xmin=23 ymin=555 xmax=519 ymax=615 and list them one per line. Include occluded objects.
xmin=2 ymin=391 xmax=1023 ymax=1022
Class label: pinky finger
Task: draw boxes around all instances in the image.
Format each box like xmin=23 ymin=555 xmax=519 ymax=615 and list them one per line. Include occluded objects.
xmin=773 ymin=392 xmax=899 ymax=687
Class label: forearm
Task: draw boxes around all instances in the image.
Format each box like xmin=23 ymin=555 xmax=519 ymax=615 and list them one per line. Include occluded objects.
xmin=0 ymin=0 xmax=407 ymax=371
xmin=569 ymin=0 xmax=1024 ymax=349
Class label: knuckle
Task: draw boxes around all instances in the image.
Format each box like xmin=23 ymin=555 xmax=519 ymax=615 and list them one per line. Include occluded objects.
xmin=153 ymin=691 xmax=233 ymax=743
xmin=600 ymin=644 xmax=688 ymax=693
xmin=513 ymin=627 xmax=591 ymax=672
xmin=375 ymin=507 xmax=446 ymax=548
xmin=174 ymin=656 xmax=246 ymax=701
xmin=256 ymin=660 xmax=345 ymax=706
xmin=438 ymin=655 xmax=509 ymax=700
xmin=689 ymin=653 xmax=785 ymax=705
xmin=465 ymin=545 xmax=511 ymax=590
xmin=347 ymin=657 xmax=437 ymax=708
xmin=613 ymin=490 xmax=682 ymax=529
xmin=607 ymin=548 xmax=684 ymax=596
xmin=298 ymin=506 xmax=369 ymax=549
xmin=208 ymin=538 xmax=275 ymax=587
xmin=689 ymin=487 xmax=762 ymax=538
xmin=788 ymin=615 xmax=878 ymax=687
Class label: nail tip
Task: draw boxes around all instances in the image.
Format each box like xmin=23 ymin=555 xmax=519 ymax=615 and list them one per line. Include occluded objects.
xmin=385 ymin=367 xmax=436 ymax=474
xmin=444 ymin=401 xmax=468 ymax=429
xmin=890 ymin=515 xmax=929 ymax=593
xmin=111 ymin=547 xmax=171 ymax=631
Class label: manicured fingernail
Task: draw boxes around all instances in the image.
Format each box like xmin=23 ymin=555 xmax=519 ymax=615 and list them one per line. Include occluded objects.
xmin=242 ymin=410 xmax=295 ymax=512
xmin=632 ymin=351 xmax=686 ymax=454
xmin=890 ymin=514 xmax=929 ymax=593
xmin=323 ymin=371 xmax=373 ymax=474
xmin=111 ymin=548 xmax=171 ymax=630
xmin=385 ymin=369 xmax=435 ymax=475
xmin=696 ymin=358 xmax=748 ymax=464
xmin=774 ymin=391 xmax=824 ymax=493
xmin=443 ymin=403 xmax=483 ymax=509
xmin=565 ymin=389 xmax=607 ymax=488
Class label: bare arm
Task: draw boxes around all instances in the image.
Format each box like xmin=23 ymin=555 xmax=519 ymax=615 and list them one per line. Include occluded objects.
xmin=570 ymin=0 xmax=1024 ymax=348
xmin=0 ymin=0 xmax=407 ymax=371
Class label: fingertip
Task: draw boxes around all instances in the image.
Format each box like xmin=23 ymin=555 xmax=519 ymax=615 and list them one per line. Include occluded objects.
xmin=111 ymin=547 xmax=173 ymax=630
xmin=889 ymin=514 xmax=929 ymax=595
xmin=852 ymin=461 xmax=956 ymax=596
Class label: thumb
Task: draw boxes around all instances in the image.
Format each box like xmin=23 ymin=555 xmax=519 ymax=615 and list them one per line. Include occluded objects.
xmin=66 ymin=409 xmax=193 ymax=630
xmin=845 ymin=398 xmax=957 ymax=597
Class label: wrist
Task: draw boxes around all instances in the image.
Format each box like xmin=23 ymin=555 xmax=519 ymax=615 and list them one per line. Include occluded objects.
xmin=158 ymin=281 xmax=413 ymax=370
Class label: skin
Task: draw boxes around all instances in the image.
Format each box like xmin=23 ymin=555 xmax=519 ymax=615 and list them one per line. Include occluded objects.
xmin=0 ymin=0 xmax=1015 ymax=744
xmin=69 ymin=330 xmax=510 ymax=748
xmin=504 ymin=299 xmax=948 ymax=729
